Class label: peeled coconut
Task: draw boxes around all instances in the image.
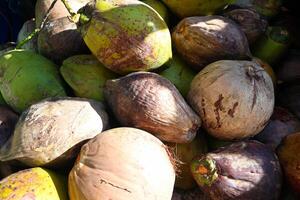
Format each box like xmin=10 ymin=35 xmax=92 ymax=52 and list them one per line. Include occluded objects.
xmin=78 ymin=0 xmax=172 ymax=74
xmin=0 ymin=97 xmax=109 ymax=168
xmin=0 ymin=167 xmax=68 ymax=200
xmin=0 ymin=49 xmax=66 ymax=113
xmin=188 ymin=60 xmax=274 ymax=140
xmin=104 ymin=72 xmax=201 ymax=143
xmin=68 ymin=127 xmax=175 ymax=200
xmin=172 ymin=16 xmax=251 ymax=71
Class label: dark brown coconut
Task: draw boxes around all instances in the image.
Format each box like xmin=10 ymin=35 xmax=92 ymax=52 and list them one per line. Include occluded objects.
xmin=188 ymin=60 xmax=274 ymax=140
xmin=191 ymin=140 xmax=282 ymax=200
xmin=254 ymin=107 xmax=300 ymax=150
xmin=277 ymin=132 xmax=300 ymax=194
xmin=172 ymin=16 xmax=251 ymax=71
xmin=104 ymin=72 xmax=201 ymax=143
xmin=223 ymin=8 xmax=268 ymax=44
xmin=38 ymin=16 xmax=88 ymax=64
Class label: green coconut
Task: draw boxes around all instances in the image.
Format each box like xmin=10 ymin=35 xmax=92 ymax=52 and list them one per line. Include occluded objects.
xmin=161 ymin=0 xmax=234 ymax=18
xmin=0 ymin=167 xmax=68 ymax=200
xmin=78 ymin=0 xmax=172 ymax=74
xmin=142 ymin=0 xmax=171 ymax=25
xmin=0 ymin=49 xmax=66 ymax=113
xmin=60 ymin=55 xmax=118 ymax=101
xmin=159 ymin=54 xmax=196 ymax=97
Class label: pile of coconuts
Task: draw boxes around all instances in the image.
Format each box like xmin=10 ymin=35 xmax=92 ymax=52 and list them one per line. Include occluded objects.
xmin=0 ymin=0 xmax=300 ymax=199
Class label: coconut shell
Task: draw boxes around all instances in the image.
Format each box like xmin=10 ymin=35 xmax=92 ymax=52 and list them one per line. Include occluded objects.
xmin=104 ymin=72 xmax=201 ymax=143
xmin=172 ymin=16 xmax=251 ymax=71
xmin=68 ymin=127 xmax=175 ymax=200
xmin=188 ymin=60 xmax=274 ymax=140
xmin=79 ymin=0 xmax=172 ymax=74
xmin=254 ymin=107 xmax=300 ymax=150
xmin=0 ymin=167 xmax=68 ymax=200
xmin=191 ymin=140 xmax=282 ymax=200
xmin=38 ymin=16 xmax=88 ymax=64
xmin=0 ymin=97 xmax=109 ymax=168
xmin=277 ymin=132 xmax=300 ymax=194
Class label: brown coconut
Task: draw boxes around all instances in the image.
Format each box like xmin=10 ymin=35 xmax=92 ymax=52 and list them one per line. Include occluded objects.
xmin=68 ymin=127 xmax=175 ymax=200
xmin=188 ymin=60 xmax=274 ymax=140
xmin=38 ymin=16 xmax=88 ymax=64
xmin=172 ymin=16 xmax=251 ymax=71
xmin=104 ymin=72 xmax=201 ymax=143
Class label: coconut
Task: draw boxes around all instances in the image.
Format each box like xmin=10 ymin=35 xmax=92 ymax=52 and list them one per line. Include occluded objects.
xmin=104 ymin=72 xmax=201 ymax=143
xmin=191 ymin=141 xmax=282 ymax=200
xmin=0 ymin=167 xmax=68 ymax=200
xmin=38 ymin=16 xmax=88 ymax=64
xmin=78 ymin=0 xmax=172 ymax=74
xmin=188 ymin=60 xmax=274 ymax=140
xmin=0 ymin=97 xmax=109 ymax=168
xmin=60 ymin=54 xmax=118 ymax=101
xmin=0 ymin=49 xmax=66 ymax=113
xmin=172 ymin=16 xmax=251 ymax=71
xmin=68 ymin=127 xmax=175 ymax=200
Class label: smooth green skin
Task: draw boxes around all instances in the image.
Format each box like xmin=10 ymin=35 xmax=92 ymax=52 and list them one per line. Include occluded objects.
xmin=81 ymin=0 xmax=172 ymax=74
xmin=159 ymin=55 xmax=196 ymax=97
xmin=162 ymin=0 xmax=234 ymax=18
xmin=60 ymin=54 xmax=118 ymax=101
xmin=252 ymin=26 xmax=290 ymax=65
xmin=0 ymin=167 xmax=68 ymax=200
xmin=0 ymin=50 xmax=66 ymax=113
xmin=142 ymin=0 xmax=170 ymax=25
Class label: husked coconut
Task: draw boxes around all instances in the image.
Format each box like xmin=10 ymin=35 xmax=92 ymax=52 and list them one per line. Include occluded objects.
xmin=188 ymin=60 xmax=274 ymax=140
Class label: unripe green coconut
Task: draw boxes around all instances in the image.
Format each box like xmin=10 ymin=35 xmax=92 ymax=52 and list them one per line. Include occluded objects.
xmin=142 ymin=0 xmax=171 ymax=25
xmin=79 ymin=0 xmax=172 ymax=74
xmin=60 ymin=55 xmax=118 ymax=101
xmin=162 ymin=0 xmax=234 ymax=18
xmin=0 ymin=50 xmax=66 ymax=113
xmin=0 ymin=167 xmax=68 ymax=200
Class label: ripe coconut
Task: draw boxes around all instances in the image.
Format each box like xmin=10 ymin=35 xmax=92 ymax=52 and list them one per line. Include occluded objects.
xmin=0 ymin=167 xmax=68 ymax=200
xmin=172 ymin=16 xmax=251 ymax=71
xmin=188 ymin=60 xmax=274 ymax=140
xmin=104 ymin=72 xmax=201 ymax=143
xmin=38 ymin=16 xmax=88 ymax=64
xmin=78 ymin=0 xmax=172 ymax=74
xmin=0 ymin=97 xmax=109 ymax=168
xmin=68 ymin=127 xmax=175 ymax=200
xmin=0 ymin=49 xmax=66 ymax=113
xmin=191 ymin=141 xmax=282 ymax=200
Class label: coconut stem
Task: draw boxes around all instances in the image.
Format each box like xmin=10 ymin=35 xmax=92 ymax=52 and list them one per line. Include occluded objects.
xmin=16 ymin=0 xmax=59 ymax=49
xmin=60 ymin=0 xmax=77 ymax=17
